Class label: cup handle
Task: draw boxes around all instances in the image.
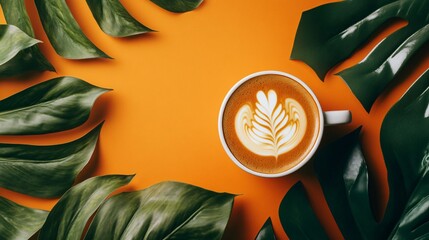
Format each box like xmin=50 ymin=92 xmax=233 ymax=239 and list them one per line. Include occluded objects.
xmin=323 ymin=110 xmax=352 ymax=126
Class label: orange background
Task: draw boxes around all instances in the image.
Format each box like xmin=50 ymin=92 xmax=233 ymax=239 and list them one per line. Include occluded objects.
xmin=1 ymin=0 xmax=429 ymax=239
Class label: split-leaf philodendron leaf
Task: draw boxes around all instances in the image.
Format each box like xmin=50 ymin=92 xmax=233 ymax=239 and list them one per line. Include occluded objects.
xmin=279 ymin=182 xmax=329 ymax=240
xmin=0 ymin=196 xmax=48 ymax=240
xmin=39 ymin=175 xmax=134 ymax=240
xmin=0 ymin=25 xmax=40 ymax=66
xmin=279 ymin=69 xmax=429 ymax=239
xmin=1 ymin=0 xmax=203 ymax=65
xmin=85 ymin=181 xmax=235 ymax=240
xmin=151 ymin=0 xmax=203 ymax=13
xmin=0 ymin=77 xmax=109 ymax=135
xmin=34 ymin=0 xmax=110 ymax=59
xmin=0 ymin=124 xmax=103 ymax=198
xmin=292 ymin=0 xmax=429 ymax=111
xmin=38 ymin=178 xmax=235 ymax=240
xmin=0 ymin=0 xmax=55 ymax=76
xmin=255 ymin=218 xmax=277 ymax=240
xmin=87 ymin=0 xmax=154 ymax=37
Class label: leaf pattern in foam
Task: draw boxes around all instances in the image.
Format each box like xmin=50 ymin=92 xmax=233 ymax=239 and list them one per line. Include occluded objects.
xmin=235 ymin=90 xmax=307 ymax=158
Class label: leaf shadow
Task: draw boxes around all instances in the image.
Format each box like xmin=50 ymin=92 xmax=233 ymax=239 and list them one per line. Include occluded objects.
xmin=115 ymin=31 xmax=159 ymax=44
xmin=74 ymin=143 xmax=100 ymax=185
xmin=222 ymin=198 xmax=248 ymax=239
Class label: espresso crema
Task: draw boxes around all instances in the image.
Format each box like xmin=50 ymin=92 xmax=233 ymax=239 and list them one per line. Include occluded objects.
xmin=222 ymin=74 xmax=321 ymax=174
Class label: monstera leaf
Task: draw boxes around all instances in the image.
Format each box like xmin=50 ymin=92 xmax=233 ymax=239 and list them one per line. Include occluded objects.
xmin=0 ymin=25 xmax=40 ymax=66
xmin=0 ymin=196 xmax=48 ymax=240
xmin=272 ymin=69 xmax=429 ymax=239
xmin=39 ymin=175 xmax=235 ymax=240
xmin=0 ymin=77 xmax=109 ymax=135
xmin=35 ymin=0 xmax=110 ymax=59
xmin=151 ymin=0 xmax=203 ymax=13
xmin=86 ymin=0 xmax=154 ymax=37
xmin=0 ymin=77 xmax=108 ymax=234
xmin=0 ymin=0 xmax=55 ymax=76
xmin=292 ymin=0 xmax=429 ymax=111
xmin=255 ymin=218 xmax=277 ymax=240
xmin=0 ymin=0 xmax=203 ymax=72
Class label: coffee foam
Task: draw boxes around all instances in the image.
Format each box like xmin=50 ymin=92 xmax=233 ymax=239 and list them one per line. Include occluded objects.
xmin=235 ymin=90 xmax=307 ymax=158
xmin=222 ymin=74 xmax=321 ymax=174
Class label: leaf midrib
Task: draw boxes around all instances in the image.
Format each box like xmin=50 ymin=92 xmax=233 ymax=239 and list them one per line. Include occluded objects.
xmin=0 ymin=94 xmax=81 ymax=118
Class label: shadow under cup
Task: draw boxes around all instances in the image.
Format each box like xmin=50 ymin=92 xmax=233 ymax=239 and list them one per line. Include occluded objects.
xmin=218 ymin=71 xmax=325 ymax=178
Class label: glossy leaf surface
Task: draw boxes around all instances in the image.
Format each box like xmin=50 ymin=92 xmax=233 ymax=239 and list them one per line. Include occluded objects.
xmin=0 ymin=124 xmax=103 ymax=198
xmin=0 ymin=0 xmax=54 ymax=76
xmin=35 ymin=0 xmax=110 ymax=59
xmin=0 ymin=196 xmax=48 ymax=240
xmin=314 ymin=128 xmax=380 ymax=240
xmin=280 ymin=70 xmax=429 ymax=239
xmin=292 ymin=0 xmax=429 ymax=111
xmin=279 ymin=182 xmax=329 ymax=240
xmin=85 ymin=181 xmax=234 ymax=240
xmin=382 ymin=69 xmax=429 ymax=239
xmin=0 ymin=25 xmax=40 ymax=66
xmin=87 ymin=0 xmax=153 ymax=37
xmin=39 ymin=175 xmax=133 ymax=240
xmin=151 ymin=0 xmax=203 ymax=13
xmin=381 ymin=69 xmax=429 ymax=198
xmin=0 ymin=77 xmax=108 ymax=135
xmin=256 ymin=218 xmax=276 ymax=240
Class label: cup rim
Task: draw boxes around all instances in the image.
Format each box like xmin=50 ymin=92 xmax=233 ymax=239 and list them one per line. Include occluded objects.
xmin=218 ymin=70 xmax=324 ymax=178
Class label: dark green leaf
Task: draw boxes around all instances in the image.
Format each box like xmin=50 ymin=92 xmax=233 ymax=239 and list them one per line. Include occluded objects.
xmin=0 ymin=24 xmax=40 ymax=66
xmin=0 ymin=0 xmax=54 ymax=75
xmin=280 ymin=70 xmax=429 ymax=239
xmin=0 ymin=123 xmax=103 ymax=198
xmin=314 ymin=128 xmax=383 ymax=239
xmin=292 ymin=0 xmax=429 ymax=111
xmin=279 ymin=182 xmax=329 ymax=240
xmin=86 ymin=0 xmax=154 ymax=37
xmin=35 ymin=0 xmax=110 ymax=59
xmin=151 ymin=0 xmax=203 ymax=13
xmin=39 ymin=175 xmax=133 ymax=240
xmin=390 ymin=171 xmax=429 ymax=239
xmin=381 ymin=69 xmax=429 ymax=238
xmin=381 ymin=69 xmax=429 ymax=198
xmin=0 ymin=196 xmax=48 ymax=240
xmin=85 ymin=181 xmax=235 ymax=240
xmin=256 ymin=218 xmax=276 ymax=240
xmin=0 ymin=76 xmax=109 ymax=135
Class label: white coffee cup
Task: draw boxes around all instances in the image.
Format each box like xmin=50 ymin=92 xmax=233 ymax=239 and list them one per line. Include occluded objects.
xmin=218 ymin=71 xmax=351 ymax=177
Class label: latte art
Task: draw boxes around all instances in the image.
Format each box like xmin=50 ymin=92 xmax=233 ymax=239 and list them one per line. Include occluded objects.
xmin=221 ymin=73 xmax=321 ymax=174
xmin=235 ymin=90 xmax=307 ymax=158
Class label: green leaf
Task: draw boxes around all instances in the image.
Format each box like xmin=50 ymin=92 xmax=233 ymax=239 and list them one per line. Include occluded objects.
xmin=151 ymin=0 xmax=203 ymax=13
xmin=381 ymin=69 xmax=429 ymax=239
xmin=256 ymin=218 xmax=276 ymax=240
xmin=314 ymin=128 xmax=383 ymax=239
xmin=86 ymin=0 xmax=154 ymax=37
xmin=34 ymin=0 xmax=110 ymax=59
xmin=279 ymin=182 xmax=329 ymax=240
xmin=390 ymin=171 xmax=429 ymax=239
xmin=279 ymin=70 xmax=429 ymax=239
xmin=292 ymin=0 xmax=429 ymax=111
xmin=0 ymin=0 xmax=55 ymax=75
xmin=0 ymin=76 xmax=109 ymax=135
xmin=39 ymin=175 xmax=133 ymax=240
xmin=0 ymin=124 xmax=103 ymax=198
xmin=0 ymin=24 xmax=40 ymax=66
xmin=381 ymin=69 xmax=429 ymax=198
xmin=85 ymin=181 xmax=235 ymax=240
xmin=0 ymin=196 xmax=48 ymax=240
